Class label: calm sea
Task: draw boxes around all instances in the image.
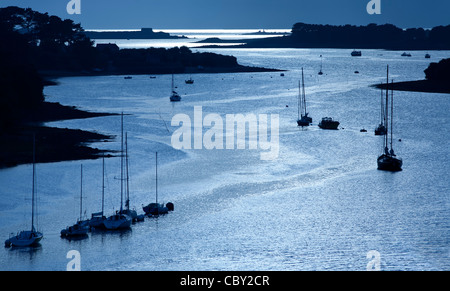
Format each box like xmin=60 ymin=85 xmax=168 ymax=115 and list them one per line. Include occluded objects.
xmin=1 ymin=30 xmax=449 ymax=270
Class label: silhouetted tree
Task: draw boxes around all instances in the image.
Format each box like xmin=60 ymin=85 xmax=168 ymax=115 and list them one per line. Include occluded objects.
xmin=425 ymin=58 xmax=450 ymax=82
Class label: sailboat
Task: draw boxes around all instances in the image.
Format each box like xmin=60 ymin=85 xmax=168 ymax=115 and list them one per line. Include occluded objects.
xmin=185 ymin=75 xmax=194 ymax=84
xmin=318 ymin=55 xmax=323 ymax=75
xmin=170 ymin=74 xmax=181 ymax=102
xmin=297 ymin=68 xmax=312 ymax=127
xmin=5 ymin=136 xmax=43 ymax=248
xmin=103 ymin=113 xmax=132 ymax=230
xmin=89 ymin=156 xmax=107 ymax=229
xmin=375 ymin=82 xmax=387 ymax=136
xmin=377 ymin=66 xmax=403 ymax=172
xmin=61 ymin=165 xmax=89 ymax=238
xmin=143 ymin=152 xmax=171 ymax=216
xmin=119 ymin=132 xmax=138 ymax=221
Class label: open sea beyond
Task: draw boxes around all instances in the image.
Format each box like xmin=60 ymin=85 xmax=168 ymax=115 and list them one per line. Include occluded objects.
xmin=1 ymin=30 xmax=449 ymax=270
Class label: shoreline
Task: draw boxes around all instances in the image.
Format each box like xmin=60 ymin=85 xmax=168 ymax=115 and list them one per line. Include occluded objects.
xmin=0 ymin=102 xmax=118 ymax=169
xmin=38 ymin=65 xmax=283 ymax=79
xmin=374 ymin=80 xmax=450 ymax=94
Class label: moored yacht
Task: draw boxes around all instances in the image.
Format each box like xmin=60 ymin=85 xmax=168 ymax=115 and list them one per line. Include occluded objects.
xmin=143 ymin=152 xmax=173 ymax=217
xmin=61 ymin=165 xmax=89 ymax=238
xmin=89 ymin=156 xmax=107 ymax=230
xmin=297 ymin=68 xmax=312 ymax=127
xmin=104 ymin=113 xmax=132 ymax=230
xmin=377 ymin=66 xmax=402 ymax=172
xmin=5 ymin=136 xmax=43 ymax=248
xmin=170 ymin=74 xmax=181 ymax=102
xmin=318 ymin=117 xmax=340 ymax=130
xmin=103 ymin=212 xmax=132 ymax=230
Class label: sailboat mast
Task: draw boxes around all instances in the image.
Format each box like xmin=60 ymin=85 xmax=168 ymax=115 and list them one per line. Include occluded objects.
xmin=302 ymin=68 xmax=307 ymax=116
xmin=298 ymin=80 xmax=301 ymax=120
xmin=31 ymin=134 xmax=36 ymax=232
xmin=102 ymin=155 xmax=105 ymax=216
xmin=385 ymin=66 xmax=389 ymax=151
xmin=80 ymin=164 xmax=83 ymax=221
xmin=120 ymin=112 xmax=124 ymax=212
xmin=125 ymin=132 xmax=130 ymax=210
xmin=380 ymin=84 xmax=385 ymax=125
xmin=155 ymin=152 xmax=158 ymax=205
xmin=390 ymin=80 xmax=394 ymax=151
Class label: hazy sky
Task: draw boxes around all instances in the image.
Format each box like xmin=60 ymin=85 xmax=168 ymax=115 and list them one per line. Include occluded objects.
xmin=1 ymin=0 xmax=449 ymax=29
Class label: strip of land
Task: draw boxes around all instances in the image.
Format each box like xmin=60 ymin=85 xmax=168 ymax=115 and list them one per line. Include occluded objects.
xmin=374 ymin=80 xmax=450 ymax=94
xmin=0 ymin=102 xmax=117 ymax=169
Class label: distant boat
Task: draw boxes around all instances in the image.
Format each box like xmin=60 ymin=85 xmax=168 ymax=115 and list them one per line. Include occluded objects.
xmin=318 ymin=117 xmax=340 ymax=130
xmin=297 ymin=68 xmax=312 ymax=127
xmin=124 ymin=76 xmax=132 ymax=79
xmin=425 ymin=53 xmax=431 ymax=59
xmin=61 ymin=165 xmax=89 ymax=238
xmin=5 ymin=136 xmax=43 ymax=248
xmin=375 ymin=82 xmax=387 ymax=136
xmin=401 ymin=52 xmax=412 ymax=57
xmin=351 ymin=50 xmax=362 ymax=57
xmin=143 ymin=152 xmax=172 ymax=216
xmin=104 ymin=113 xmax=132 ymax=230
xmin=377 ymin=66 xmax=403 ymax=172
xmin=170 ymin=74 xmax=181 ymax=102
xmin=185 ymin=76 xmax=194 ymax=84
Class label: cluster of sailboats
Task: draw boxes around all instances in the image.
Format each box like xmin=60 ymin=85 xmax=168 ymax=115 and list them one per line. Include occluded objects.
xmin=5 ymin=114 xmax=174 ymax=247
xmin=296 ymin=67 xmax=340 ymax=130
xmin=295 ymin=65 xmax=402 ymax=172
xmin=170 ymin=74 xmax=195 ymax=102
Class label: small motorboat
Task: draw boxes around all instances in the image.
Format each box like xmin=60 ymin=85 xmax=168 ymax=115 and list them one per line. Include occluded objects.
xmin=318 ymin=117 xmax=340 ymax=130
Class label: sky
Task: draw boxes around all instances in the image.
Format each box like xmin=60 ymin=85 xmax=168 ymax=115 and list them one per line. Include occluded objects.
xmin=1 ymin=0 xmax=449 ymax=30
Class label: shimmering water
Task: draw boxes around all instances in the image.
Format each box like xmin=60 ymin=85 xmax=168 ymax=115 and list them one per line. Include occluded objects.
xmin=1 ymin=45 xmax=449 ymax=270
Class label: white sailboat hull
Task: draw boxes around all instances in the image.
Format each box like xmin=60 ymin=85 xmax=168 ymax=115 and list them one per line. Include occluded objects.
xmin=5 ymin=231 xmax=43 ymax=247
xmin=103 ymin=214 xmax=132 ymax=230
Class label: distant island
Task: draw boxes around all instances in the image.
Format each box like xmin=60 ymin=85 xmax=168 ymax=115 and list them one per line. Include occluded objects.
xmin=375 ymin=58 xmax=450 ymax=94
xmin=200 ymin=22 xmax=450 ymax=50
xmin=83 ymin=28 xmax=187 ymax=40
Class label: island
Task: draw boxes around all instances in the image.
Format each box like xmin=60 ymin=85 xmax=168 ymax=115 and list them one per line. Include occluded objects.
xmin=83 ymin=28 xmax=187 ymax=40
xmin=199 ymin=22 xmax=450 ymax=50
